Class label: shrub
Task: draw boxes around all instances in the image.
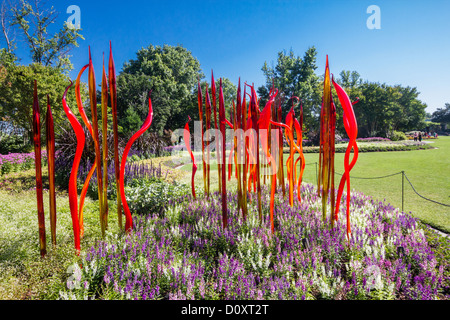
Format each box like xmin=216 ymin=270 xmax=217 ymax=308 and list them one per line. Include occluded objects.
xmin=78 ymin=160 xmax=167 ymax=200
xmin=0 ymin=133 xmax=31 ymax=154
xmin=124 ymin=177 xmax=190 ymax=215
xmin=389 ymin=131 xmax=407 ymax=141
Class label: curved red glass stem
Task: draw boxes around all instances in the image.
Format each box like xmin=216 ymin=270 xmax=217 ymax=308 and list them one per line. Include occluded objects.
xmin=197 ymin=80 xmax=207 ymax=196
xmin=285 ymin=107 xmax=295 ymax=206
xmin=79 ymin=163 xmax=96 ymax=237
xmin=101 ymin=55 xmax=109 ymax=230
xmin=240 ymin=82 xmax=248 ymax=220
xmin=293 ymin=117 xmax=305 ymax=202
xmin=248 ymin=84 xmax=262 ymax=219
xmin=75 ymin=63 xmax=95 ymax=237
xmin=332 ymin=76 xmax=359 ymax=240
xmin=290 ymin=96 xmax=302 ymax=197
xmin=119 ymin=93 xmax=154 ymax=233
xmin=184 ymin=116 xmax=197 ymax=199
xmin=62 ymin=81 xmax=83 ymax=253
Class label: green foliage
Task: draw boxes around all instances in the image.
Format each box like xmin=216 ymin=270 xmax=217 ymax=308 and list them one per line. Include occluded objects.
xmin=258 ymin=47 xmax=322 ymax=131
xmin=0 ymin=0 xmax=85 ymax=143
xmin=0 ymin=61 xmax=87 ymax=142
xmin=431 ymin=103 xmax=450 ymax=124
xmin=124 ymin=177 xmax=190 ymax=215
xmin=338 ymin=78 xmax=427 ymax=137
xmin=0 ymin=133 xmax=31 ymax=154
xmin=116 ymin=44 xmax=204 ymax=135
xmin=0 ymin=189 xmax=120 ymax=300
xmin=7 ymin=0 xmax=84 ymax=72
xmin=389 ymin=130 xmax=407 ymax=141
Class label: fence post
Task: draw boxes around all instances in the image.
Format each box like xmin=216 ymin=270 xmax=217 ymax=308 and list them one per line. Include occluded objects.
xmin=401 ymin=171 xmax=405 ymax=212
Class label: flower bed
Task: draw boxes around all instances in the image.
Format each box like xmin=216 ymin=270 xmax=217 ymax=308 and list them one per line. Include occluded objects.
xmin=340 ymin=137 xmax=392 ymax=143
xmin=59 ymin=184 xmax=448 ymax=300
xmin=0 ymin=151 xmax=47 ymax=175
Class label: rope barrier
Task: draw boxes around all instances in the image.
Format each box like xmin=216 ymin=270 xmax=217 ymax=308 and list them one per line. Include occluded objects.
xmin=334 ymin=171 xmax=403 ymax=180
xmin=403 ymin=172 xmax=450 ymax=208
xmin=305 ymin=162 xmax=449 ymax=208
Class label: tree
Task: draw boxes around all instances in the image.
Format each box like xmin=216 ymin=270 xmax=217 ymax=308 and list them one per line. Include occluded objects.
xmin=392 ymin=85 xmax=427 ymax=132
xmin=0 ymin=49 xmax=86 ymax=142
xmin=0 ymin=0 xmax=84 ymax=146
xmin=432 ymin=103 xmax=450 ymax=124
xmin=351 ymin=81 xmax=426 ymax=137
xmin=351 ymin=82 xmax=390 ymax=137
xmin=1 ymin=0 xmax=15 ymax=52
xmin=257 ymin=47 xmax=322 ymax=131
xmin=338 ymin=70 xmax=363 ymax=89
xmin=1 ymin=0 xmax=83 ymax=72
xmin=116 ymin=44 xmax=204 ymax=135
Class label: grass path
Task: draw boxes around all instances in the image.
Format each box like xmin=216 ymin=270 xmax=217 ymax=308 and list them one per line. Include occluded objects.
xmin=177 ymin=137 xmax=450 ymax=233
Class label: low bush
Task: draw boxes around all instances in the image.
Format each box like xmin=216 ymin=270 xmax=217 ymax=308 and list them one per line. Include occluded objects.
xmin=389 ymin=131 xmax=408 ymax=142
xmin=123 ymin=177 xmax=190 ymax=215
xmin=0 ymin=134 xmax=31 ymax=154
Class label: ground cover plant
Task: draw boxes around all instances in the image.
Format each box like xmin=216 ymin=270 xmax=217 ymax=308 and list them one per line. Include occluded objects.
xmin=56 ymin=184 xmax=449 ymax=300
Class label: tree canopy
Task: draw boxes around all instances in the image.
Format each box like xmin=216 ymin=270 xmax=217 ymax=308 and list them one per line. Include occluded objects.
xmin=336 ymin=72 xmax=427 ymax=137
xmin=257 ymin=47 xmax=322 ymax=131
xmin=0 ymin=0 xmax=84 ymax=143
xmin=431 ymin=103 xmax=450 ymax=124
xmin=0 ymin=49 xmax=85 ymax=141
xmin=116 ymin=44 xmax=204 ymax=135
xmin=1 ymin=0 xmax=83 ymax=72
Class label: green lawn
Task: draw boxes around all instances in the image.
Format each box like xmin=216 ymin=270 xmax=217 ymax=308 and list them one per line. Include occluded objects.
xmin=0 ymin=189 xmax=120 ymax=299
xmin=179 ymin=137 xmax=450 ymax=233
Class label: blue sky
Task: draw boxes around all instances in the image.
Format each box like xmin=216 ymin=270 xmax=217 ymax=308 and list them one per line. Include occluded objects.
xmin=7 ymin=0 xmax=450 ymax=113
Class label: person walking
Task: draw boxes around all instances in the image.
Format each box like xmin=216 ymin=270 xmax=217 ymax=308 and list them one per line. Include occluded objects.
xmin=418 ymin=132 xmax=422 ymax=142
